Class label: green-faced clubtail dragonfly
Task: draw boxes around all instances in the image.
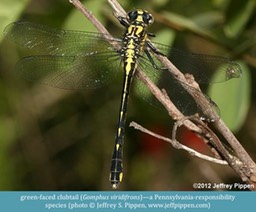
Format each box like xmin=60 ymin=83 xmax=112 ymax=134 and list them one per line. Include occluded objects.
xmin=3 ymin=9 xmax=242 ymax=189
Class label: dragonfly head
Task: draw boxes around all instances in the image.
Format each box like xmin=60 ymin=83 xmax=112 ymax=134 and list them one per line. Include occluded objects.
xmin=127 ymin=9 xmax=154 ymax=26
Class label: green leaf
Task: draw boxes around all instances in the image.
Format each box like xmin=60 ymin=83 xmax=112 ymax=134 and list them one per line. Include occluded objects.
xmin=162 ymin=11 xmax=217 ymax=39
xmin=224 ymin=0 xmax=255 ymax=38
xmin=0 ymin=0 xmax=30 ymax=41
xmin=153 ymin=29 xmax=175 ymax=46
xmin=64 ymin=0 xmax=107 ymax=32
xmin=208 ymin=61 xmax=250 ymax=132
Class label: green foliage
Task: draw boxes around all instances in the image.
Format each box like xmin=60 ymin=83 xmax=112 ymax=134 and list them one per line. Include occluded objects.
xmin=208 ymin=61 xmax=250 ymax=132
xmin=64 ymin=0 xmax=107 ymax=31
xmin=0 ymin=0 xmax=30 ymax=41
xmin=224 ymin=0 xmax=255 ymax=38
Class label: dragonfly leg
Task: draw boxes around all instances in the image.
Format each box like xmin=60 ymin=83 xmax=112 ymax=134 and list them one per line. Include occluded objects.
xmin=147 ymin=32 xmax=156 ymax=37
xmin=117 ymin=16 xmax=130 ymax=27
xmin=144 ymin=49 xmax=164 ymax=70
xmin=146 ymin=40 xmax=165 ymax=56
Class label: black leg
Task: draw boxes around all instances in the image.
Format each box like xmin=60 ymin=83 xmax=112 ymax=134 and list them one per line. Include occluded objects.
xmin=117 ymin=16 xmax=129 ymax=27
xmin=146 ymin=40 xmax=165 ymax=56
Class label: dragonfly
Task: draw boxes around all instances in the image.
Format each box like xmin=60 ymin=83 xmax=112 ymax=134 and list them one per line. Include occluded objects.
xmin=3 ymin=9 xmax=242 ymax=189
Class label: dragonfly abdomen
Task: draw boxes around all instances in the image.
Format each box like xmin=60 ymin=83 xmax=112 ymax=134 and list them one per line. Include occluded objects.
xmin=109 ymin=9 xmax=154 ymax=189
xmin=109 ymin=71 xmax=133 ymax=189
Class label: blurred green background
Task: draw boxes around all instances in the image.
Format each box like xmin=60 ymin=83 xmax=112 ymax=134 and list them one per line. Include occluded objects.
xmin=0 ymin=0 xmax=255 ymax=190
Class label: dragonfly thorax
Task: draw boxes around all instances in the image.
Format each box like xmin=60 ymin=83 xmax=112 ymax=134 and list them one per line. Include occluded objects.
xmin=121 ymin=10 xmax=152 ymax=59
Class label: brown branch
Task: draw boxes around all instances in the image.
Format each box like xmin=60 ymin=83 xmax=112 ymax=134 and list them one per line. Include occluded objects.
xmin=130 ymin=121 xmax=228 ymax=165
xmin=69 ymin=0 xmax=256 ymax=187
xmin=174 ymin=115 xmax=252 ymax=184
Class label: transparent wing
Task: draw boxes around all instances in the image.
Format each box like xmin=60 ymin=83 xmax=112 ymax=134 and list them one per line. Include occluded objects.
xmin=4 ymin=21 xmax=123 ymax=89
xmin=3 ymin=21 xmax=121 ymax=56
xmin=134 ymin=41 xmax=242 ymax=117
xmin=15 ymin=53 xmax=122 ymax=89
xmin=135 ymin=52 xmax=220 ymax=118
xmin=150 ymin=42 xmax=242 ymax=83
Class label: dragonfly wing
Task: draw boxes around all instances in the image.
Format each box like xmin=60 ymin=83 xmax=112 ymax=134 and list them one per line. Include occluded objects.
xmin=149 ymin=42 xmax=242 ymax=83
xmin=16 ymin=53 xmax=122 ymax=89
xmin=3 ymin=21 xmax=121 ymax=56
xmin=4 ymin=22 xmax=122 ymax=89
xmin=136 ymin=55 xmax=220 ymax=118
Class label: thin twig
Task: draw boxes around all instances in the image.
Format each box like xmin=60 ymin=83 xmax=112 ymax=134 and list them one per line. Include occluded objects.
xmin=136 ymin=70 xmax=200 ymax=132
xmin=129 ymin=121 xmax=227 ymax=165
xmin=108 ymin=0 xmax=126 ymax=16
xmin=173 ymin=115 xmax=252 ymax=184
